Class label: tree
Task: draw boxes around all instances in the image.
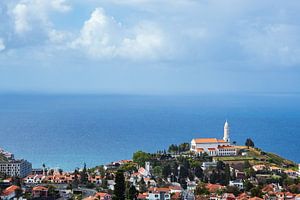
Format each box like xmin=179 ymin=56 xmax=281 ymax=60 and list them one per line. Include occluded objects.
xmin=80 ymin=163 xmax=89 ymax=184
xmin=138 ymin=178 xmax=147 ymax=193
xmin=114 ymin=170 xmax=126 ymax=200
xmin=245 ymin=138 xmax=255 ymax=148
xmin=224 ymin=164 xmax=231 ymax=185
xmin=162 ymin=164 xmax=171 ymax=178
xmin=72 ymin=169 xmax=79 ymax=189
xmin=250 ymin=186 xmax=262 ymax=198
xmin=133 ymin=151 xmax=151 ymax=167
xmin=195 ymin=165 xmax=204 ymax=179
xmin=195 ymin=183 xmax=210 ymax=195
xmin=178 ymin=143 xmax=190 ymax=153
xmin=128 ymin=185 xmax=138 ymax=200
xmin=153 ymin=166 xmax=162 ymax=177
xmin=168 ymin=144 xmax=179 ymax=154
xmin=226 ymin=186 xmax=240 ymax=196
xmin=244 ymin=180 xmax=254 ymax=192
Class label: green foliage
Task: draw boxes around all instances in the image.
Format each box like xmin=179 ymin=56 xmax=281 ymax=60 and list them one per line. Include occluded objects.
xmin=195 ymin=165 xmax=204 ymax=179
xmin=133 ymin=151 xmax=151 ymax=166
xmin=153 ymin=166 xmax=162 ymax=177
xmin=195 ymin=183 xmax=210 ymax=195
xmin=138 ymin=177 xmax=147 ymax=193
xmin=114 ymin=170 xmax=126 ymax=200
xmin=226 ymin=186 xmax=241 ymax=196
xmin=128 ymin=185 xmax=138 ymax=200
xmin=162 ymin=164 xmax=171 ymax=178
xmin=245 ymin=138 xmax=255 ymax=148
xmin=243 ymin=180 xmax=254 ymax=192
xmin=80 ymin=163 xmax=89 ymax=184
xmin=120 ymin=162 xmax=137 ymax=172
xmin=250 ymin=186 xmax=263 ymax=198
xmin=168 ymin=143 xmax=190 ymax=154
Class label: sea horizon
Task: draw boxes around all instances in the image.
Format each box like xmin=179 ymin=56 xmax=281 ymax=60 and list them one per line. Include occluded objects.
xmin=0 ymin=93 xmax=299 ymax=171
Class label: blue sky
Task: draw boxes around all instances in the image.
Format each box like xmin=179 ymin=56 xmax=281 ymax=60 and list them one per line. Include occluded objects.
xmin=0 ymin=0 xmax=300 ymax=94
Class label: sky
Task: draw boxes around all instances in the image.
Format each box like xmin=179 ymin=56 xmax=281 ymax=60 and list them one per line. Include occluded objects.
xmin=0 ymin=0 xmax=300 ymax=94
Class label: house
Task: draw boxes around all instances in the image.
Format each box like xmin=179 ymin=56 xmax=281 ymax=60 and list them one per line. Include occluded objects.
xmin=89 ymin=175 xmax=102 ymax=184
xmin=295 ymin=194 xmax=300 ymax=200
xmin=190 ymin=121 xmax=237 ymax=157
xmin=248 ymin=197 xmax=263 ymax=200
xmin=169 ymin=185 xmax=182 ymax=194
xmin=107 ymin=180 xmax=115 ymax=190
xmin=206 ymin=183 xmax=225 ymax=193
xmin=252 ymin=164 xmax=266 ymax=172
xmin=269 ymin=166 xmax=282 ymax=173
xmin=94 ymin=192 xmax=112 ymax=200
xmin=137 ymin=193 xmax=147 ymax=200
xmin=148 ymin=188 xmax=171 ymax=200
xmin=0 ymin=185 xmax=21 ymax=200
xmin=284 ymin=169 xmax=298 ymax=177
xmin=187 ymin=181 xmax=197 ymax=191
xmin=229 ymin=180 xmax=244 ymax=190
xmin=221 ymin=193 xmax=235 ymax=200
xmin=24 ymin=174 xmax=45 ymax=184
xmin=236 ymin=192 xmax=250 ymax=200
xmin=202 ymin=162 xmax=217 ymax=170
xmin=32 ymin=186 xmax=48 ymax=198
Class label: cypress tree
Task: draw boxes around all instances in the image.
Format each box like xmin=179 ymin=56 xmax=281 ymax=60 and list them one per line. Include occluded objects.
xmin=114 ymin=170 xmax=126 ymax=200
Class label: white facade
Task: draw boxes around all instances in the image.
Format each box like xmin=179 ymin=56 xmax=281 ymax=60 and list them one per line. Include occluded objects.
xmin=223 ymin=120 xmax=230 ymax=142
xmin=148 ymin=192 xmax=170 ymax=200
xmin=190 ymin=121 xmax=237 ymax=157
xmin=229 ymin=180 xmax=244 ymax=189
xmin=0 ymin=160 xmax=32 ymax=178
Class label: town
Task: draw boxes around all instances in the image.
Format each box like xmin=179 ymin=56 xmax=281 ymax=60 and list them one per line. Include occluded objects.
xmin=0 ymin=121 xmax=300 ymax=200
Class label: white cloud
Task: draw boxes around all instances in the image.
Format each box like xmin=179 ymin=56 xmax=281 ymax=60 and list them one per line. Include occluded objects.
xmin=9 ymin=0 xmax=71 ymax=35
xmin=0 ymin=38 xmax=5 ymax=51
xmin=71 ymin=7 xmax=169 ymax=60
xmin=48 ymin=29 xmax=70 ymax=44
xmin=12 ymin=3 xmax=31 ymax=34
xmin=51 ymin=0 xmax=71 ymax=12
xmin=239 ymin=23 xmax=300 ymax=66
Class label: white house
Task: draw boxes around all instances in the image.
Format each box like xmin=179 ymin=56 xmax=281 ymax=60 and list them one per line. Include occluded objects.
xmin=229 ymin=180 xmax=244 ymax=190
xmin=148 ymin=188 xmax=171 ymax=200
xmin=190 ymin=121 xmax=237 ymax=156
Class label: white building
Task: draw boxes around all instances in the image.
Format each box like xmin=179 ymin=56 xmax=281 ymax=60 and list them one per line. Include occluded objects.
xmin=0 ymin=159 xmax=32 ymax=178
xmin=190 ymin=121 xmax=237 ymax=156
xmin=229 ymin=180 xmax=244 ymax=189
xmin=148 ymin=188 xmax=171 ymax=200
xmin=24 ymin=174 xmax=45 ymax=184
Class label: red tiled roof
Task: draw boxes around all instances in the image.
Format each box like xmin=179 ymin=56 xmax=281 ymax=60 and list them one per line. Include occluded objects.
xmin=33 ymin=186 xmax=48 ymax=191
xmin=194 ymin=138 xmax=224 ymax=144
xmin=1 ymin=185 xmax=21 ymax=196
xmin=95 ymin=192 xmax=111 ymax=198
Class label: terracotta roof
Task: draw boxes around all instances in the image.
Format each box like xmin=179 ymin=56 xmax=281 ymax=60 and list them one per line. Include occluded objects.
xmin=193 ymin=138 xmax=226 ymax=144
xmin=137 ymin=193 xmax=147 ymax=199
xmin=208 ymin=148 xmax=216 ymax=151
xmin=149 ymin=187 xmax=170 ymax=192
xmin=95 ymin=192 xmax=111 ymax=198
xmin=196 ymin=148 xmax=204 ymax=152
xmin=33 ymin=186 xmax=48 ymax=191
xmin=1 ymin=185 xmax=21 ymax=196
xmin=249 ymin=197 xmax=264 ymax=200
xmin=206 ymin=183 xmax=224 ymax=193
xmin=83 ymin=196 xmax=96 ymax=200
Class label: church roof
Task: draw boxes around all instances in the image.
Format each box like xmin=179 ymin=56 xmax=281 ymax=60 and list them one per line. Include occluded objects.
xmin=193 ymin=138 xmax=227 ymax=144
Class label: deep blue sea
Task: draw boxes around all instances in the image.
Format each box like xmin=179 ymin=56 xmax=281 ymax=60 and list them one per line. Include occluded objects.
xmin=0 ymin=94 xmax=299 ymax=171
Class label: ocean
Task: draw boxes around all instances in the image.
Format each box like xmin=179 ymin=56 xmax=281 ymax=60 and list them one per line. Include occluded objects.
xmin=0 ymin=94 xmax=299 ymax=171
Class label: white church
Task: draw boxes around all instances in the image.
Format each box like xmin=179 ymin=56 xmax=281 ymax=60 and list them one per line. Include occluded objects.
xmin=190 ymin=121 xmax=237 ymax=156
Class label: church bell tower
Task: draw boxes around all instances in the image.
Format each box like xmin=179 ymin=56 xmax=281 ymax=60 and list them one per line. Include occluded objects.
xmin=223 ymin=120 xmax=230 ymax=142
